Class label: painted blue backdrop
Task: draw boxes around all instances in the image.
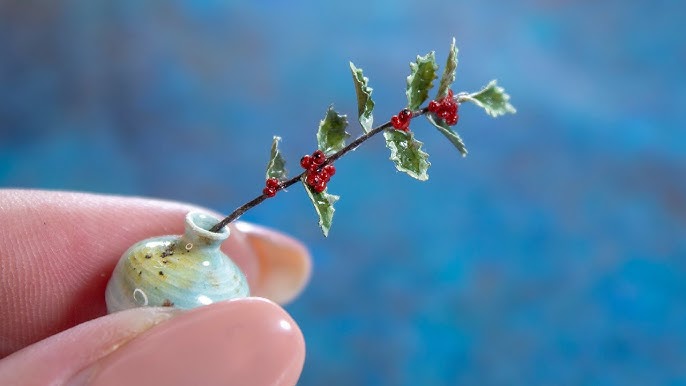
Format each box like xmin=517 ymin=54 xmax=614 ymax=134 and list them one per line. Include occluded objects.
xmin=1 ymin=1 xmax=684 ymax=385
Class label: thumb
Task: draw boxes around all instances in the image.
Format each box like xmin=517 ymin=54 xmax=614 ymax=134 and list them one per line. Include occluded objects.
xmin=0 ymin=298 xmax=305 ymax=386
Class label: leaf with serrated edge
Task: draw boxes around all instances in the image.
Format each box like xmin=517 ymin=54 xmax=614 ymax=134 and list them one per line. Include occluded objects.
xmin=463 ymin=80 xmax=516 ymax=117
xmin=426 ymin=115 xmax=468 ymax=157
xmin=406 ymin=52 xmax=438 ymax=110
xmin=316 ymin=106 xmax=350 ymax=155
xmin=349 ymin=62 xmax=374 ymax=133
xmin=436 ymin=38 xmax=458 ymax=99
xmin=302 ymin=180 xmax=339 ymax=237
xmin=383 ymin=129 xmax=430 ymax=181
xmin=265 ymin=136 xmax=288 ymax=180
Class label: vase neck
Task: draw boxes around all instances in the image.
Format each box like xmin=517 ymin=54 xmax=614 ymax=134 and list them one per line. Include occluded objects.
xmin=182 ymin=211 xmax=229 ymax=249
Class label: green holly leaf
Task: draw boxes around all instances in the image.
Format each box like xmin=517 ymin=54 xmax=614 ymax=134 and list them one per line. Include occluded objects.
xmin=317 ymin=106 xmax=350 ymax=155
xmin=462 ymin=80 xmax=516 ymax=117
xmin=349 ymin=62 xmax=375 ymax=133
xmin=426 ymin=115 xmax=468 ymax=157
xmin=383 ymin=129 xmax=430 ymax=181
xmin=265 ymin=136 xmax=288 ymax=180
xmin=302 ymin=180 xmax=339 ymax=237
xmin=436 ymin=38 xmax=458 ymax=99
xmin=406 ymin=52 xmax=438 ymax=110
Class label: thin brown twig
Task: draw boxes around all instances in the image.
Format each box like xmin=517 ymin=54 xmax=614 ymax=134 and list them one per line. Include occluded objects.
xmin=209 ymin=106 xmax=431 ymax=233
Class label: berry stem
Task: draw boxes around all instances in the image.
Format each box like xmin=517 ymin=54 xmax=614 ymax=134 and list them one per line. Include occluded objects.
xmin=209 ymin=105 xmax=431 ymax=233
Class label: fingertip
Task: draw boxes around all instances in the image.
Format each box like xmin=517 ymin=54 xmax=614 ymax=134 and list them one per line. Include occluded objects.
xmin=232 ymin=222 xmax=312 ymax=304
xmin=73 ymin=298 xmax=305 ymax=386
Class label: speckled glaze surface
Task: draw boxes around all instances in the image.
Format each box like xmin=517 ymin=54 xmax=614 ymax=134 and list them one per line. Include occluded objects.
xmin=105 ymin=212 xmax=250 ymax=313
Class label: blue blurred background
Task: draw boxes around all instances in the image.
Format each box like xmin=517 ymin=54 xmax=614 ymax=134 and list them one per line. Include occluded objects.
xmin=1 ymin=1 xmax=684 ymax=385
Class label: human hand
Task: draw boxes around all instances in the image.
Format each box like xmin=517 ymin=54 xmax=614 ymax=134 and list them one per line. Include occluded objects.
xmin=0 ymin=190 xmax=310 ymax=385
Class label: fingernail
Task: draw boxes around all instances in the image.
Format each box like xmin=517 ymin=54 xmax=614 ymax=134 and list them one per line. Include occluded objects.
xmin=68 ymin=298 xmax=305 ymax=386
xmin=235 ymin=222 xmax=311 ymax=304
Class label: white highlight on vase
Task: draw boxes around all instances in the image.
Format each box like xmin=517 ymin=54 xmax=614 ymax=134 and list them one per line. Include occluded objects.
xmin=133 ymin=288 xmax=149 ymax=306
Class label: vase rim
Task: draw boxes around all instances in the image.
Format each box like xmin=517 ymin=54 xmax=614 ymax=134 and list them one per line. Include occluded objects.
xmin=185 ymin=211 xmax=230 ymax=241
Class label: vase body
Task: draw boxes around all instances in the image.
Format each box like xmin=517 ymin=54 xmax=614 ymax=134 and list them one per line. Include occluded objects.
xmin=105 ymin=211 xmax=250 ymax=313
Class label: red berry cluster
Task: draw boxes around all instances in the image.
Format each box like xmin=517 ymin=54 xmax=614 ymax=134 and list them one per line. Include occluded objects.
xmin=390 ymin=108 xmax=413 ymax=132
xmin=263 ymin=177 xmax=280 ymax=197
xmin=428 ymin=90 xmax=459 ymax=126
xmin=300 ymin=149 xmax=336 ymax=193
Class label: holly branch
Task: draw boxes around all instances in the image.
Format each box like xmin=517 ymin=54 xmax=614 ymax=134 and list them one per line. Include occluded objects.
xmin=209 ymin=38 xmax=515 ymax=236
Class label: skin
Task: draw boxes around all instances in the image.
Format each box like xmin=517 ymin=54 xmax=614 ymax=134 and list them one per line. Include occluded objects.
xmin=0 ymin=190 xmax=311 ymax=385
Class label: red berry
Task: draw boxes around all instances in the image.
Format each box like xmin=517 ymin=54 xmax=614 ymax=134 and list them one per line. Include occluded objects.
xmin=398 ymin=108 xmax=413 ymax=122
xmin=430 ymin=90 xmax=459 ymax=125
xmin=306 ymin=172 xmax=320 ymax=186
xmin=391 ymin=115 xmax=402 ymax=129
xmin=300 ymin=155 xmax=312 ymax=169
xmin=323 ymin=164 xmax=336 ymax=176
xmin=391 ymin=115 xmax=410 ymax=131
xmin=319 ymin=169 xmax=330 ymax=182
xmin=262 ymin=187 xmax=276 ymax=197
xmin=312 ymin=150 xmax=326 ymax=165
xmin=266 ymin=178 xmax=280 ymax=189
xmin=313 ymin=181 xmax=326 ymax=193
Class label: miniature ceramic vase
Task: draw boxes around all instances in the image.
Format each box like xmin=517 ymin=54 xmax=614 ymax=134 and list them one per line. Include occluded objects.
xmin=105 ymin=211 xmax=250 ymax=313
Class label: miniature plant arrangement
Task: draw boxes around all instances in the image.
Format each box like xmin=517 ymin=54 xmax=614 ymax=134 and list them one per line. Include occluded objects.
xmin=105 ymin=38 xmax=516 ymax=313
